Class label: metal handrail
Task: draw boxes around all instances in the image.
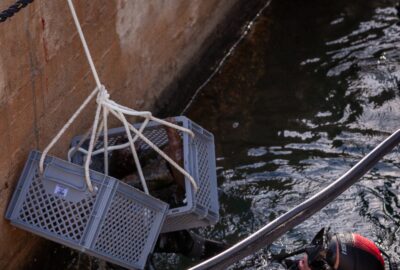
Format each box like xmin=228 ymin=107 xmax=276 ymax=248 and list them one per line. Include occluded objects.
xmin=190 ymin=129 xmax=400 ymax=270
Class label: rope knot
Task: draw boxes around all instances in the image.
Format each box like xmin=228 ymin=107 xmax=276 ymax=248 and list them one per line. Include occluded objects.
xmin=96 ymin=85 xmax=110 ymax=105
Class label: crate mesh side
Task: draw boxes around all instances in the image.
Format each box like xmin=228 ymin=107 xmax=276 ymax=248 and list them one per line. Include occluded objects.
xmin=91 ymin=127 xmax=169 ymax=153
xmin=94 ymin=192 xmax=158 ymax=265
xmin=18 ymin=171 xmax=97 ymax=243
xmin=138 ymin=128 xmax=168 ymax=150
xmin=94 ymin=135 xmax=125 ymax=150
xmin=193 ymin=136 xmax=212 ymax=211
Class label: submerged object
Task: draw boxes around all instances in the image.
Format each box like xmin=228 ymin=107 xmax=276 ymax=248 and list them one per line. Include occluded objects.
xmin=109 ymin=118 xmax=187 ymax=205
xmin=108 ymin=143 xmax=136 ymax=179
xmin=156 ymin=230 xmax=227 ymax=260
xmin=121 ymin=156 xmax=185 ymax=207
xmin=122 ymin=157 xmax=175 ymax=190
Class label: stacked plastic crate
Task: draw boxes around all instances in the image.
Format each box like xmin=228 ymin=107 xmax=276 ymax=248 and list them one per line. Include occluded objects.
xmin=6 ymin=116 xmax=219 ymax=269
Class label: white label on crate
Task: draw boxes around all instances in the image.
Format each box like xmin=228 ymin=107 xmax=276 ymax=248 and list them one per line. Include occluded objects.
xmin=54 ymin=185 xmax=69 ymax=197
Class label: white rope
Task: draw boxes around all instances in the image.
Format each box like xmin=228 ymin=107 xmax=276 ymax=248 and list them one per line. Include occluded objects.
xmin=149 ymin=116 xmax=194 ymax=138
xmin=84 ymin=95 xmax=103 ymax=192
xmin=40 ymin=0 xmax=198 ymax=193
xmin=67 ymin=0 xmax=101 ymax=90
xmin=118 ymin=111 xmax=149 ymax=194
xmin=39 ymin=87 xmax=98 ymax=174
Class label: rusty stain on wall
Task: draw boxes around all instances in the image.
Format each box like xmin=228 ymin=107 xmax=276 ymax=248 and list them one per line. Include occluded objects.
xmin=0 ymin=61 xmax=5 ymax=103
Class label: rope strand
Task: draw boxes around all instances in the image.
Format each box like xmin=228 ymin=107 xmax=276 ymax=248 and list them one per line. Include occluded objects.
xmin=67 ymin=0 xmax=101 ymax=89
xmin=39 ymin=87 xmax=98 ymax=174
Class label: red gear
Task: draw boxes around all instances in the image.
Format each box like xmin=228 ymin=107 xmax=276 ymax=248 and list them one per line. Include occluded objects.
xmin=353 ymin=234 xmax=385 ymax=267
xmin=325 ymin=233 xmax=385 ymax=270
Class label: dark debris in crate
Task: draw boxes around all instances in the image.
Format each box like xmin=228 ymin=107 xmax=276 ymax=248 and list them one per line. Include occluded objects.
xmin=94 ymin=122 xmax=187 ymax=209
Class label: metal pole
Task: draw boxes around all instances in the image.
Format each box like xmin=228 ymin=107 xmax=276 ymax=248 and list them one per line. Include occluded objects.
xmin=190 ymin=129 xmax=400 ymax=270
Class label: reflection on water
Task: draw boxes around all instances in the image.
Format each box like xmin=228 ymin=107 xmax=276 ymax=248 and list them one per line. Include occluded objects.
xmin=184 ymin=0 xmax=400 ymax=269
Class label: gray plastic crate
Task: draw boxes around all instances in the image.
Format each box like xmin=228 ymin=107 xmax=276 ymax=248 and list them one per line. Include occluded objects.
xmin=70 ymin=116 xmax=219 ymax=233
xmin=6 ymin=151 xmax=168 ymax=270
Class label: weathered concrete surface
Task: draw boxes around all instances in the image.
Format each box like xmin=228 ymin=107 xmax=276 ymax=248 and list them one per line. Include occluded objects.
xmin=0 ymin=0 xmax=241 ymax=268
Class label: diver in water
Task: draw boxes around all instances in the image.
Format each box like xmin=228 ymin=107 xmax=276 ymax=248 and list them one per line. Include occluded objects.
xmin=273 ymin=228 xmax=397 ymax=270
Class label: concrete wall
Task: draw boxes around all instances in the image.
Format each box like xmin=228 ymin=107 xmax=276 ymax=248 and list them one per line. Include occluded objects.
xmin=0 ymin=0 xmax=239 ymax=268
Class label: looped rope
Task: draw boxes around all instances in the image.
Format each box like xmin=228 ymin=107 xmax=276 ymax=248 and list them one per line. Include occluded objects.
xmin=0 ymin=0 xmax=34 ymax=23
xmin=39 ymin=0 xmax=198 ymax=194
